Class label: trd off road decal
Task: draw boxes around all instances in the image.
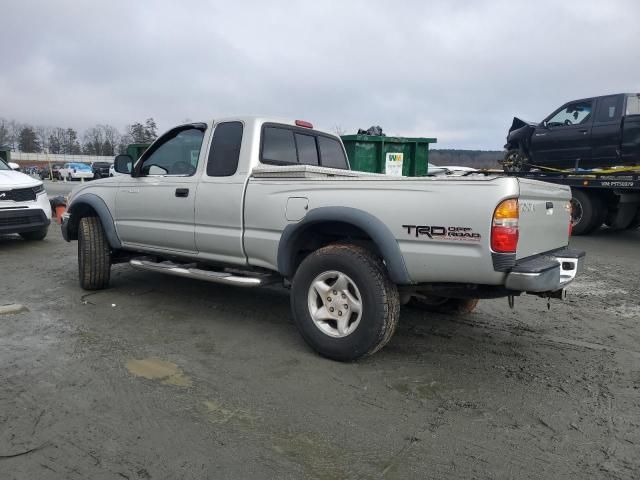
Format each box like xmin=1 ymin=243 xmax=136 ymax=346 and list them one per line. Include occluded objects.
xmin=402 ymin=225 xmax=481 ymax=242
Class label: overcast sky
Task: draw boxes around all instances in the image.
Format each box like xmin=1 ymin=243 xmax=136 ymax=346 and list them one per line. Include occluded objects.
xmin=1 ymin=0 xmax=639 ymax=149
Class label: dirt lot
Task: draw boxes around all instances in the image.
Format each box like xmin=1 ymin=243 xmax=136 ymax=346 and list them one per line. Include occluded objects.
xmin=1 ymin=221 xmax=639 ymax=479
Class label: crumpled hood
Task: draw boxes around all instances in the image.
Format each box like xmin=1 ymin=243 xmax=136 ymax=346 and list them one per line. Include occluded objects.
xmin=508 ymin=117 xmax=538 ymax=133
xmin=0 ymin=170 xmax=41 ymax=189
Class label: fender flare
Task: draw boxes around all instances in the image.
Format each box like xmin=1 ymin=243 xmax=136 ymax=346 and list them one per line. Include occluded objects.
xmin=67 ymin=193 xmax=122 ymax=249
xmin=277 ymin=206 xmax=412 ymax=285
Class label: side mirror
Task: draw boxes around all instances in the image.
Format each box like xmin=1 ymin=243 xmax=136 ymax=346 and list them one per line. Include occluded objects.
xmin=8 ymin=162 xmax=20 ymax=171
xmin=114 ymin=154 xmax=133 ymax=175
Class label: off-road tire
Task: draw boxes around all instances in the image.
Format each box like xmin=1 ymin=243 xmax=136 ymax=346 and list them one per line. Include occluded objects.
xmin=502 ymin=150 xmax=531 ymax=173
xmin=78 ymin=216 xmax=111 ymax=290
xmin=571 ymin=189 xmax=606 ymax=235
xmin=291 ymin=243 xmax=400 ymax=362
xmin=19 ymin=227 xmax=48 ymax=241
xmin=409 ymin=296 xmax=479 ymax=314
xmin=626 ymin=207 xmax=640 ymax=230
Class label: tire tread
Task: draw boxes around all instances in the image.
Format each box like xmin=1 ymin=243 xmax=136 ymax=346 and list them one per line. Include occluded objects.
xmin=78 ymin=216 xmax=111 ymax=290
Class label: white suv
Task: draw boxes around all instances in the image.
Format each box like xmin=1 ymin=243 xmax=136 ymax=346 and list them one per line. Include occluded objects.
xmin=0 ymin=159 xmax=51 ymax=240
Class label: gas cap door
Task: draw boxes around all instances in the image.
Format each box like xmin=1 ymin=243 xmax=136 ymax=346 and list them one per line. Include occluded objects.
xmin=286 ymin=197 xmax=309 ymax=221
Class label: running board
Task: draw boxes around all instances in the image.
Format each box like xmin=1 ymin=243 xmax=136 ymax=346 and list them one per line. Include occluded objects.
xmin=129 ymin=258 xmax=275 ymax=287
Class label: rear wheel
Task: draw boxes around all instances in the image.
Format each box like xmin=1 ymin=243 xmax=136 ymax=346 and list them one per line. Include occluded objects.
xmin=502 ymin=150 xmax=531 ymax=173
xmin=78 ymin=216 xmax=111 ymax=290
xmin=409 ymin=296 xmax=479 ymax=315
xmin=570 ymin=189 xmax=606 ymax=235
xmin=19 ymin=228 xmax=48 ymax=241
xmin=291 ymin=243 xmax=400 ymax=361
xmin=626 ymin=207 xmax=640 ymax=230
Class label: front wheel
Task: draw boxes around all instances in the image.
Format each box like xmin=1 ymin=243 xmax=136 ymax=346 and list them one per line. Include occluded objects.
xmin=291 ymin=243 xmax=400 ymax=361
xmin=78 ymin=216 xmax=111 ymax=290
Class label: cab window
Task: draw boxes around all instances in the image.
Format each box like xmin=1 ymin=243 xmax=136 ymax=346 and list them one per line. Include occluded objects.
xmin=140 ymin=128 xmax=204 ymax=176
xmin=207 ymin=122 xmax=243 ymax=176
xmin=262 ymin=127 xmax=297 ymax=165
xmin=318 ymin=136 xmax=348 ymax=169
xmin=595 ymin=96 xmax=623 ymax=123
xmin=547 ymin=101 xmax=593 ymax=127
xmin=626 ymin=96 xmax=640 ymax=115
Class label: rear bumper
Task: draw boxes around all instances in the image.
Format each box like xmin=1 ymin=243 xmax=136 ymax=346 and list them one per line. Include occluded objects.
xmin=505 ymin=248 xmax=585 ymax=293
xmin=70 ymin=172 xmax=94 ymax=179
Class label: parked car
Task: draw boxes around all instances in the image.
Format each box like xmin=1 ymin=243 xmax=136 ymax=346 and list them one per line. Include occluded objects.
xmin=61 ymin=117 xmax=584 ymax=361
xmin=109 ymin=163 xmax=127 ymax=177
xmin=503 ymin=93 xmax=640 ymax=172
xmin=39 ymin=164 xmax=63 ymax=180
xmin=91 ymin=161 xmax=112 ymax=179
xmin=0 ymin=158 xmax=51 ymax=240
xmin=59 ymin=162 xmax=94 ymax=181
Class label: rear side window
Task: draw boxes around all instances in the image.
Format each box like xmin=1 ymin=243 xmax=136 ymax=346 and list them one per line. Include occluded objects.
xmin=295 ymin=133 xmax=319 ymax=166
xmin=627 ymin=96 xmax=640 ymax=115
xmin=318 ymin=136 xmax=348 ymax=169
xmin=262 ymin=127 xmax=297 ymax=164
xmin=596 ymin=96 xmax=623 ymax=123
xmin=207 ymin=122 xmax=243 ymax=176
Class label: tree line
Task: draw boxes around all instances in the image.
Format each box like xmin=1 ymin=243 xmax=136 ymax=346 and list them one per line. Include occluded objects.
xmin=0 ymin=118 xmax=159 ymax=156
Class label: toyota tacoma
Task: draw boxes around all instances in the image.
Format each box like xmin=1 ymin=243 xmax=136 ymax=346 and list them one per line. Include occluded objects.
xmin=62 ymin=117 xmax=585 ymax=361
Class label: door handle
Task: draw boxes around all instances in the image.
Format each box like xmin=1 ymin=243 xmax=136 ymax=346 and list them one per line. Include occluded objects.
xmin=534 ymin=133 xmax=547 ymax=137
xmin=175 ymin=188 xmax=189 ymax=197
xmin=579 ymin=129 xmax=588 ymax=134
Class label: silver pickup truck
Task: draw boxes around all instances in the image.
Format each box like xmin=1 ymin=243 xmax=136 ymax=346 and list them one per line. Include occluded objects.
xmin=62 ymin=117 xmax=585 ymax=361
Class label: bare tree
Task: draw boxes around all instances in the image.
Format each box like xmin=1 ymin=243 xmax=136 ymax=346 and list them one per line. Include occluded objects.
xmin=332 ymin=125 xmax=346 ymax=136
xmin=35 ymin=125 xmax=51 ymax=153
xmin=0 ymin=118 xmax=10 ymax=146
xmin=8 ymin=120 xmax=22 ymax=150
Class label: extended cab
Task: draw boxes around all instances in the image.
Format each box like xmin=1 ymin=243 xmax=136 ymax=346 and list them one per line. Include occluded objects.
xmin=62 ymin=117 xmax=585 ymax=361
xmin=503 ymin=93 xmax=640 ymax=172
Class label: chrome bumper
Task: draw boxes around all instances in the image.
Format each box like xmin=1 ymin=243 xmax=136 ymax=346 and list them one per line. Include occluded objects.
xmin=505 ymin=248 xmax=585 ymax=293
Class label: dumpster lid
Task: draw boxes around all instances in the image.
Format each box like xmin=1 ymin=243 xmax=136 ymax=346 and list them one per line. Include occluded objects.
xmin=340 ymin=134 xmax=437 ymax=143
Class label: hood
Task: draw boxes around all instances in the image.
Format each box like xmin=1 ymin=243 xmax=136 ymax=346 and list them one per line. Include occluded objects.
xmin=0 ymin=170 xmax=42 ymax=189
xmin=66 ymin=175 xmax=119 ymax=203
xmin=508 ymin=117 xmax=538 ymax=133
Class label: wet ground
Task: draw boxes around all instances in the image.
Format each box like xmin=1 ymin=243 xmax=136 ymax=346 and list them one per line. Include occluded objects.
xmin=1 ymin=224 xmax=639 ymax=479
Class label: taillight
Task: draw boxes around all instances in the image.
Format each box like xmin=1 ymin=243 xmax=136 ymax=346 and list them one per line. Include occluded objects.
xmin=295 ymin=120 xmax=313 ymax=128
xmin=491 ymin=198 xmax=519 ymax=253
xmin=566 ymin=202 xmax=573 ymax=237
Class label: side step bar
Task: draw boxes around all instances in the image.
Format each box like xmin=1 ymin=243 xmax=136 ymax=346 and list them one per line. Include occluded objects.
xmin=129 ymin=258 xmax=276 ymax=287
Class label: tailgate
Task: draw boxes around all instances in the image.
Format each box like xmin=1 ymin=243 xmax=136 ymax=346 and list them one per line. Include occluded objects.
xmin=516 ymin=178 xmax=571 ymax=259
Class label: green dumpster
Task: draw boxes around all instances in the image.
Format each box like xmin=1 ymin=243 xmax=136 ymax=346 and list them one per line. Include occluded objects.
xmin=0 ymin=146 xmax=10 ymax=164
xmin=341 ymin=135 xmax=437 ymax=176
xmin=126 ymin=143 xmax=150 ymax=160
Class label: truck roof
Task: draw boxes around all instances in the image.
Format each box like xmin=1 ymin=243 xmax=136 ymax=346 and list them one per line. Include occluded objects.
xmin=192 ymin=116 xmax=337 ymax=137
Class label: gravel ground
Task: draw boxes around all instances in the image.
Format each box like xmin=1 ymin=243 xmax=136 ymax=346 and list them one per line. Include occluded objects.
xmin=1 ymin=225 xmax=639 ymax=479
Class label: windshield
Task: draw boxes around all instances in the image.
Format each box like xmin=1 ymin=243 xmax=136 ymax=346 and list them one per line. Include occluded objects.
xmin=72 ymin=163 xmax=92 ymax=171
xmin=0 ymin=159 xmax=10 ymax=171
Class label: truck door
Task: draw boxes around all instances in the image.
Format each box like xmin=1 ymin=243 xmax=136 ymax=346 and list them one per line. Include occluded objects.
xmin=115 ymin=125 xmax=205 ymax=253
xmin=590 ymin=94 xmax=624 ymax=167
xmin=531 ymin=99 xmax=594 ymax=169
xmin=194 ymin=121 xmax=247 ymax=265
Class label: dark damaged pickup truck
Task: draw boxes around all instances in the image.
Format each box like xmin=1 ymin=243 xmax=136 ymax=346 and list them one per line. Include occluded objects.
xmin=503 ymin=93 xmax=640 ymax=172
